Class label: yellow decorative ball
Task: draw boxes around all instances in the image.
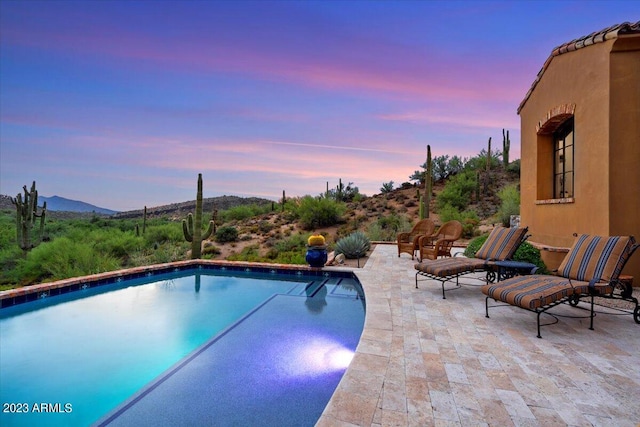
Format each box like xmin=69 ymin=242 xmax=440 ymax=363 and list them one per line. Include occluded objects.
xmin=308 ymin=234 xmax=325 ymax=246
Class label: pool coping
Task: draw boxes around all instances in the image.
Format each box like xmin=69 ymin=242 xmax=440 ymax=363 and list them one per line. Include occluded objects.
xmin=0 ymin=260 xmax=358 ymax=309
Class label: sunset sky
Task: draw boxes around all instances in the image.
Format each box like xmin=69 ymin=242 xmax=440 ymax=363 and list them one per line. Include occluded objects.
xmin=1 ymin=1 xmax=636 ymax=211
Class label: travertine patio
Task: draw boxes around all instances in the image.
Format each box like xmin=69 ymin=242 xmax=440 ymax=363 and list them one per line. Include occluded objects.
xmin=318 ymin=244 xmax=640 ymax=426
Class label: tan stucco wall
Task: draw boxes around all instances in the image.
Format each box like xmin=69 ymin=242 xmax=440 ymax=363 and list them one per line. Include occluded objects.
xmin=520 ymin=35 xmax=640 ymax=281
xmin=609 ymin=36 xmax=640 ymax=280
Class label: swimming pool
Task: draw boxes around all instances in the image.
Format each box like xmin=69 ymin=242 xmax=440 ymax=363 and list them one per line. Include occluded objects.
xmin=0 ymin=265 xmax=366 ymax=426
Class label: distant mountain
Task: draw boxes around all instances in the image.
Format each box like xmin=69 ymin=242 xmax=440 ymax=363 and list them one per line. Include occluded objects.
xmin=112 ymin=195 xmax=273 ymax=220
xmin=39 ymin=196 xmax=119 ymax=215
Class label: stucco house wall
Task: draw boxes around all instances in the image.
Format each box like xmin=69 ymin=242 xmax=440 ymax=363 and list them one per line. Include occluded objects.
xmin=518 ymin=22 xmax=640 ymax=281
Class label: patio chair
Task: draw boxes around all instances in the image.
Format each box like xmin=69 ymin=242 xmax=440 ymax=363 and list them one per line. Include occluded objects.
xmin=417 ymin=220 xmax=463 ymax=261
xmin=397 ymin=218 xmax=436 ymax=260
xmin=482 ymin=234 xmax=639 ymax=338
xmin=415 ymin=226 xmax=529 ymax=298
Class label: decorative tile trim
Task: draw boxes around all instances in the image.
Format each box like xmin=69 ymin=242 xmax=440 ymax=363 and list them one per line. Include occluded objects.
xmin=536 ymin=103 xmax=576 ymax=134
xmin=0 ymin=260 xmax=358 ymax=309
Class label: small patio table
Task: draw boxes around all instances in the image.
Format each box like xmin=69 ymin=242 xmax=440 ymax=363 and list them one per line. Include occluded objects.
xmin=494 ymin=260 xmax=538 ymax=281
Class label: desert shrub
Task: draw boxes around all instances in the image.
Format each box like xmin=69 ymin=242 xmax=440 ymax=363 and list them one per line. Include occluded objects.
xmin=436 ymin=170 xmax=476 ymax=211
xmin=144 ymin=223 xmax=183 ymax=245
xmin=258 ymin=220 xmax=275 ymax=233
xmin=92 ymin=229 xmax=141 ymax=259
xmin=220 ymin=204 xmax=271 ymax=222
xmin=496 ymin=184 xmax=520 ymax=227
xmin=334 ymin=231 xmax=371 ymax=259
xmin=215 ymin=226 xmax=239 ymax=243
xmin=366 ymin=214 xmax=411 ymax=241
xmin=201 ymin=242 xmax=221 ymax=256
xmin=438 ymin=204 xmax=479 ymax=238
xmin=463 ymin=234 xmax=547 ymax=273
xmin=15 ymin=238 xmax=121 ymax=284
xmin=274 ymin=233 xmax=308 ymax=253
xmin=295 ymin=196 xmax=345 ymax=230
xmin=227 ymin=241 xmax=306 ymax=265
xmin=227 ymin=245 xmax=261 ymax=262
xmin=507 ymin=159 xmax=521 ymax=174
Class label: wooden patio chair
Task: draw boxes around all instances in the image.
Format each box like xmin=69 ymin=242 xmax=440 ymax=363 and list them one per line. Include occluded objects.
xmin=397 ymin=219 xmax=436 ymax=260
xmin=417 ymin=220 xmax=463 ymax=261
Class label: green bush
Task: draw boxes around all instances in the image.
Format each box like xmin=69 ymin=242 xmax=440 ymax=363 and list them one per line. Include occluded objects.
xmin=220 ymin=204 xmax=271 ymax=222
xmin=463 ymin=233 xmax=547 ymax=274
xmin=215 ymin=226 xmax=239 ymax=243
xmin=436 ymin=171 xmax=476 ymax=211
xmin=15 ymin=237 xmax=121 ymax=285
xmin=438 ymin=204 xmax=479 ymax=238
xmin=144 ymin=223 xmax=183 ymax=245
xmin=295 ymin=196 xmax=345 ymax=230
xmin=496 ymin=184 xmax=520 ymax=227
xmin=366 ymin=214 xmax=411 ymax=241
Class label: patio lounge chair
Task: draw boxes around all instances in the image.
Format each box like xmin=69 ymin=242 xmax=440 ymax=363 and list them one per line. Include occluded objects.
xmin=482 ymin=234 xmax=639 ymax=338
xmin=417 ymin=220 xmax=463 ymax=261
xmin=397 ymin=218 xmax=436 ymax=260
xmin=415 ymin=226 xmax=529 ymax=298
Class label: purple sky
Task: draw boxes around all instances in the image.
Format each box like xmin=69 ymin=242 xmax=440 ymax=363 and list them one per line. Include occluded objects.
xmin=1 ymin=1 xmax=636 ymax=211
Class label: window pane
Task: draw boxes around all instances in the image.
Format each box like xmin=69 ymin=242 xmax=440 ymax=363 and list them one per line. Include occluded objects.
xmin=564 ymin=172 xmax=573 ymax=197
xmin=565 ymin=143 xmax=573 ymax=172
xmin=555 ymin=147 xmax=564 ymax=174
xmin=555 ymin=174 xmax=564 ymax=198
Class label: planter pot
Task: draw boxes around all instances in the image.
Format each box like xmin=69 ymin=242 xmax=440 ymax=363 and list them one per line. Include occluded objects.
xmin=305 ymin=246 xmax=327 ymax=268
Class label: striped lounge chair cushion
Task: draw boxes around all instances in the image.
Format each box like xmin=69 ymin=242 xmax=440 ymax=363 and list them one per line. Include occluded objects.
xmin=475 ymin=227 xmax=528 ymax=261
xmin=481 ymin=276 xmax=581 ymax=310
xmin=557 ymin=235 xmax=635 ymax=283
xmin=415 ymin=257 xmax=486 ymax=277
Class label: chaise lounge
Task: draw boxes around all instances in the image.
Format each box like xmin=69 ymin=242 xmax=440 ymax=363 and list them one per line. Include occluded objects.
xmin=415 ymin=226 xmax=529 ymax=298
xmin=482 ymin=234 xmax=639 ymax=338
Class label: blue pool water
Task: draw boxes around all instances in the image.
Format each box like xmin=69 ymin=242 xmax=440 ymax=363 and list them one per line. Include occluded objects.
xmin=0 ymin=269 xmax=366 ymax=426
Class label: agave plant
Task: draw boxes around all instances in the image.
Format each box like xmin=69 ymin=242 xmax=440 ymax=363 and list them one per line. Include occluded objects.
xmin=334 ymin=231 xmax=371 ymax=259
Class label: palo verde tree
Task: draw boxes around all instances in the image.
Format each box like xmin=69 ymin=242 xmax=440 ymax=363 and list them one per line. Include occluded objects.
xmin=11 ymin=181 xmax=47 ymax=253
xmin=182 ymin=173 xmax=214 ymax=259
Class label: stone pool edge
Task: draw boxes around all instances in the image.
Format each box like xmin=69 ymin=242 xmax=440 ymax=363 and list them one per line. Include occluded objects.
xmin=0 ymin=260 xmax=358 ymax=309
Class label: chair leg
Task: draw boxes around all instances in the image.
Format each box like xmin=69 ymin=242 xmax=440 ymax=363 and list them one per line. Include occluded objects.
xmin=588 ymin=294 xmax=595 ymax=331
xmin=536 ymin=312 xmax=542 ymax=338
xmin=485 ymin=297 xmax=490 ymax=318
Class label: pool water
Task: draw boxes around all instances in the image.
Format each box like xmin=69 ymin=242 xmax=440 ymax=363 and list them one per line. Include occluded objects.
xmin=0 ymin=269 xmax=365 ymax=426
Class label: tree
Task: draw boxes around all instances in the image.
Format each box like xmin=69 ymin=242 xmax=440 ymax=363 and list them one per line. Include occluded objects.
xmin=380 ymin=181 xmax=394 ymax=193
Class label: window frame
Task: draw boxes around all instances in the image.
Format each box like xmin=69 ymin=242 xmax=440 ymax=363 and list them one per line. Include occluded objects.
xmin=552 ymin=117 xmax=574 ymax=199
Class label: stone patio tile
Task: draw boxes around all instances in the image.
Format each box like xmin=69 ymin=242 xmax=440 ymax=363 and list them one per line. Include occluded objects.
xmin=318 ymin=245 xmax=640 ymax=426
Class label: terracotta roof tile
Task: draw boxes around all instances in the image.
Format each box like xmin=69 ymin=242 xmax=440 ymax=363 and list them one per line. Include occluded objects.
xmin=518 ymin=21 xmax=640 ymax=113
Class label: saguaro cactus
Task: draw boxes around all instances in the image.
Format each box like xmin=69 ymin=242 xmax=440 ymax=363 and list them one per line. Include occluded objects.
xmin=11 ymin=181 xmax=47 ymax=253
xmin=281 ymin=190 xmax=286 ymax=212
xmin=486 ymin=137 xmax=492 ymax=171
xmin=502 ymin=129 xmax=510 ymax=168
xmin=183 ymin=174 xmax=214 ymax=259
xmin=336 ymin=178 xmax=344 ymax=201
xmin=142 ymin=206 xmax=148 ymax=234
xmin=425 ymin=145 xmax=432 ymax=219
